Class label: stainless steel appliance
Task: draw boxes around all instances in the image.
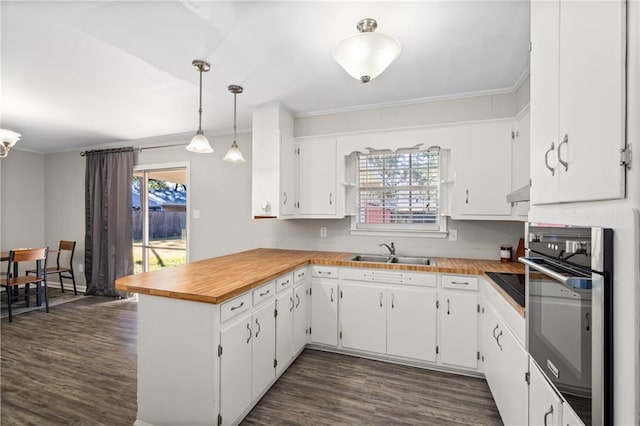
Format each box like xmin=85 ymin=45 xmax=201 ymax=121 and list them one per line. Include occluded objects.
xmin=520 ymin=224 xmax=613 ymax=426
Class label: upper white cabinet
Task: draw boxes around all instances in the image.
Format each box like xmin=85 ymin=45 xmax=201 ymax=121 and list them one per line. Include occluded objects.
xmin=530 ymin=0 xmax=627 ymax=204
xmin=451 ymin=120 xmax=513 ymax=218
xmin=251 ymin=104 xmax=294 ymax=218
xmin=298 ymin=137 xmax=339 ymax=217
xmin=279 ymin=134 xmax=298 ymax=217
xmin=511 ymin=110 xmax=530 ymax=219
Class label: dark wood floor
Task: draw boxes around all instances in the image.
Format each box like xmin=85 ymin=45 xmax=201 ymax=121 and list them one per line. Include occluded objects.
xmin=1 ymin=297 xmax=502 ymax=425
xmin=243 ymin=350 xmax=502 ymax=426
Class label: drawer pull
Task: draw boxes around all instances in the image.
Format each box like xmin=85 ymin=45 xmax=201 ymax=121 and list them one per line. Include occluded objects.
xmin=451 ymin=281 xmax=469 ymax=286
xmin=281 ymin=280 xmax=290 ymax=286
xmin=259 ymin=289 xmax=270 ymax=297
xmin=318 ymin=271 xmax=332 ymax=275
xmin=230 ymin=301 xmax=245 ymax=311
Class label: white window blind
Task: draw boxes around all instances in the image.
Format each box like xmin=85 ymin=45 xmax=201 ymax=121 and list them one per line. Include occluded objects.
xmin=356 ymin=149 xmax=440 ymax=230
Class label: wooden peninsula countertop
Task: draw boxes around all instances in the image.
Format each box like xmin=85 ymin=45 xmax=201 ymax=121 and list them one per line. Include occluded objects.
xmin=116 ymin=248 xmax=525 ymax=313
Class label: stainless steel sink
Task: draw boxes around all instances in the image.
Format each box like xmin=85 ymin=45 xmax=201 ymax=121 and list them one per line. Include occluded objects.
xmin=349 ymin=254 xmax=392 ymax=263
xmin=349 ymin=254 xmax=435 ymax=266
xmin=390 ymin=256 xmax=435 ymax=266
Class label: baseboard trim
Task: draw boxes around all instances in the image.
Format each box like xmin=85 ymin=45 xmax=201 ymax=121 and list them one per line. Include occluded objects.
xmin=47 ymin=280 xmax=87 ymax=293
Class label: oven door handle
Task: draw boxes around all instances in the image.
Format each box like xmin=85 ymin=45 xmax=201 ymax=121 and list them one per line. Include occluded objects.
xmin=518 ymin=257 xmax=593 ymax=289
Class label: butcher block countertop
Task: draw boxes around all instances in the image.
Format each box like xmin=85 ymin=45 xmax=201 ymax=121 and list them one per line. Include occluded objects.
xmin=116 ymin=248 xmax=525 ymax=308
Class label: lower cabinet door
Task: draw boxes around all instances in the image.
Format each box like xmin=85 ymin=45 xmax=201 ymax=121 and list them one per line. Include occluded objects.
xmin=252 ymin=301 xmax=276 ymax=401
xmin=276 ymin=289 xmax=294 ymax=375
xmin=529 ymin=358 xmax=563 ymax=426
xmin=293 ymin=281 xmax=310 ymax=353
xmin=387 ymin=287 xmax=437 ymax=362
xmin=220 ymin=313 xmax=253 ymax=425
xmin=483 ymin=304 xmax=528 ymax=426
xmin=440 ymin=291 xmax=478 ymax=369
xmin=311 ymin=280 xmax=338 ymax=346
xmin=340 ymin=282 xmax=387 ymax=353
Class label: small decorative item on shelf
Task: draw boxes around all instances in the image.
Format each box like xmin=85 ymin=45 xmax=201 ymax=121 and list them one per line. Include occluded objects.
xmin=500 ymin=245 xmax=513 ymax=263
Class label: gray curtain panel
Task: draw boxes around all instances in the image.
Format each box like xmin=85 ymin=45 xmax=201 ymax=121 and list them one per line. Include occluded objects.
xmin=84 ymin=147 xmax=134 ymax=297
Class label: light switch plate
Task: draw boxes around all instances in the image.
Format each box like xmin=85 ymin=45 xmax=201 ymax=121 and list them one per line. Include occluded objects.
xmin=320 ymin=227 xmax=327 ymax=237
xmin=192 ymin=209 xmax=201 ymax=219
xmin=448 ymin=229 xmax=458 ymax=242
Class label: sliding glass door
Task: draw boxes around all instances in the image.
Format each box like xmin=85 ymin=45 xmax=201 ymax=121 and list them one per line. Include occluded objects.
xmin=132 ymin=165 xmax=188 ymax=274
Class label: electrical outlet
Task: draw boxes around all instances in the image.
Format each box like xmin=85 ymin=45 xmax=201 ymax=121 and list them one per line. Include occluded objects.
xmin=192 ymin=209 xmax=201 ymax=219
xmin=320 ymin=227 xmax=328 ymax=238
xmin=78 ymin=263 xmax=84 ymax=273
xmin=448 ymin=229 xmax=458 ymax=242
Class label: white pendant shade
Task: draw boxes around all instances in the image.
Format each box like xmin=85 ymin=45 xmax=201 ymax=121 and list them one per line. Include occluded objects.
xmin=1 ymin=129 xmax=21 ymax=147
xmin=186 ymin=132 xmax=213 ymax=153
xmin=334 ymin=28 xmax=400 ymax=83
xmin=223 ymin=143 xmax=245 ymax=163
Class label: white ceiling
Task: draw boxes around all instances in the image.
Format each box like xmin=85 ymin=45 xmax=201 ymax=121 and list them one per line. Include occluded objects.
xmin=1 ymin=1 xmax=530 ymax=153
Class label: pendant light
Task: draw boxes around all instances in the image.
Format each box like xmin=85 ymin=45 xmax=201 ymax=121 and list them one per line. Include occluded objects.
xmin=186 ymin=60 xmax=214 ymax=153
xmin=223 ymin=84 xmax=246 ymax=163
xmin=0 ymin=129 xmax=21 ymax=158
xmin=333 ymin=18 xmax=401 ymax=83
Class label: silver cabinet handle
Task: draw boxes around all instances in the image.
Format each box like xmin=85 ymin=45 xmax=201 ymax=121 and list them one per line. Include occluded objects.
xmin=496 ymin=330 xmax=503 ymax=351
xmin=586 ymin=312 xmax=591 ymax=331
xmin=330 ymin=288 xmax=334 ymax=303
xmin=296 ymin=294 xmax=301 ymax=308
xmin=379 ymin=292 xmax=383 ymax=307
xmin=493 ymin=324 xmax=499 ymax=339
xmin=558 ymin=134 xmax=569 ymax=171
xmin=290 ymin=296 xmax=294 ymax=312
xmin=255 ymin=318 xmax=261 ymax=338
xmin=329 ymin=193 xmax=333 ymax=205
xmin=543 ymin=405 xmax=554 ymax=426
xmin=283 ymin=191 xmax=288 ymax=205
xmin=230 ymin=301 xmax=244 ymax=311
xmin=545 ymin=142 xmax=556 ymax=176
xmin=391 ymin=294 xmax=395 ymax=309
xmin=447 ymin=299 xmax=450 ymax=315
xmin=465 ymin=189 xmax=469 ymax=204
xmin=281 ymin=279 xmax=290 ymax=286
xmin=451 ymin=281 xmax=469 ymax=286
xmin=259 ymin=289 xmax=270 ymax=297
xmin=318 ymin=270 xmax=332 ymax=275
xmin=246 ymin=323 xmax=252 ymax=344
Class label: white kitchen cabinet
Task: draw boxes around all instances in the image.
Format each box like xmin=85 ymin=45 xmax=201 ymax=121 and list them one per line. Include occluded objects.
xmin=251 ymin=301 xmax=276 ymax=401
xmin=275 ymin=288 xmax=294 ymax=376
xmin=280 ymin=134 xmax=298 ymax=216
xmin=562 ymin=403 xmax=585 ymax=426
xmin=293 ymin=281 xmax=310 ymax=354
xmin=440 ymin=289 xmax=478 ymax=369
xmin=482 ymin=303 xmax=528 ymax=426
xmin=220 ymin=312 xmax=253 ymax=424
xmin=298 ymin=137 xmax=338 ymax=217
xmin=387 ymin=286 xmax=437 ymax=362
xmin=339 ymin=282 xmax=387 ymax=353
xmin=511 ymin=110 xmax=530 ymax=219
xmin=452 ymin=120 xmax=513 ymax=218
xmin=251 ymin=104 xmax=294 ymax=218
xmin=529 ymin=358 xmax=563 ymax=426
xmin=311 ymin=280 xmax=338 ymax=346
xmin=530 ymin=0 xmax=626 ymax=205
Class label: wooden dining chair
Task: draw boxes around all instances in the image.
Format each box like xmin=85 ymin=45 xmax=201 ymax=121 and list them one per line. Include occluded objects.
xmin=27 ymin=240 xmax=77 ymax=295
xmin=1 ymin=247 xmax=49 ymax=322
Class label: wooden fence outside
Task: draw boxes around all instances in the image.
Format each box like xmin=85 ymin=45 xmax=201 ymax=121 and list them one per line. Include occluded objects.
xmin=133 ymin=211 xmax=186 ymax=240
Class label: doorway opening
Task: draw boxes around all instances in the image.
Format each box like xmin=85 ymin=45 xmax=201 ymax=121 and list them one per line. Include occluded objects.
xmin=132 ymin=165 xmax=188 ymax=274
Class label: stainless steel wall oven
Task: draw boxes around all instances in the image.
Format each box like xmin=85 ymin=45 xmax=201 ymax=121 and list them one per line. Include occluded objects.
xmin=520 ymin=223 xmax=613 ymax=426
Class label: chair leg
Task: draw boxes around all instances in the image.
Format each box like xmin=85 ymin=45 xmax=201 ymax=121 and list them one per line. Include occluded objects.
xmin=58 ymin=272 xmax=64 ymax=292
xmin=25 ymin=283 xmax=31 ymax=307
xmin=43 ymin=277 xmax=49 ymax=313
xmin=70 ymin=269 xmax=77 ymax=296
xmin=6 ymin=286 xmax=12 ymax=322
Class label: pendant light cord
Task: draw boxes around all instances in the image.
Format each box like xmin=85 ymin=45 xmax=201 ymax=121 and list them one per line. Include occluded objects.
xmin=233 ymin=92 xmax=238 ymax=145
xmin=198 ymin=67 xmax=203 ymax=133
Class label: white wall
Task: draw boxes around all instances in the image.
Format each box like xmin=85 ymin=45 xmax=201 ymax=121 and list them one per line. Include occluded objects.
xmin=1 ymin=150 xmax=45 ymax=252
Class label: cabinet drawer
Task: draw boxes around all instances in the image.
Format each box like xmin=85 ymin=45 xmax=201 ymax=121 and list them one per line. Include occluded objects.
xmin=311 ymin=265 xmax=338 ymax=279
xmin=442 ymin=275 xmax=478 ymax=291
xmin=293 ymin=267 xmax=308 ymax=283
xmin=252 ymin=281 xmax=275 ymax=306
xmin=276 ymin=272 xmax=294 ymax=293
xmin=220 ymin=292 xmax=252 ymax=323
xmin=341 ymin=268 xmax=436 ymax=287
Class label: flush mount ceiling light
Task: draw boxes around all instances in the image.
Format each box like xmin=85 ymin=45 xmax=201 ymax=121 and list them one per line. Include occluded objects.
xmin=333 ymin=18 xmax=401 ymax=83
xmin=186 ymin=59 xmax=214 ymax=153
xmin=0 ymin=129 xmax=21 ymax=158
xmin=223 ymin=85 xmax=246 ymax=163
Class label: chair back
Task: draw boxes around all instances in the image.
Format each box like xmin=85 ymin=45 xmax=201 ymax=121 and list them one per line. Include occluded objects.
xmin=57 ymin=240 xmax=76 ymax=268
xmin=5 ymin=247 xmax=49 ymax=281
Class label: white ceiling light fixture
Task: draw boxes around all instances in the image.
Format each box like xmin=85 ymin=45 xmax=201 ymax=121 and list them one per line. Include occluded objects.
xmin=186 ymin=59 xmax=214 ymax=154
xmin=223 ymin=84 xmax=246 ymax=163
xmin=0 ymin=129 xmax=21 ymax=158
xmin=333 ymin=18 xmax=401 ymax=84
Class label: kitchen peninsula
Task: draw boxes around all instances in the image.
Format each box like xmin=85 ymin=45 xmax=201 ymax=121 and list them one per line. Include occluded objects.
xmin=116 ymin=248 xmax=524 ymax=426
